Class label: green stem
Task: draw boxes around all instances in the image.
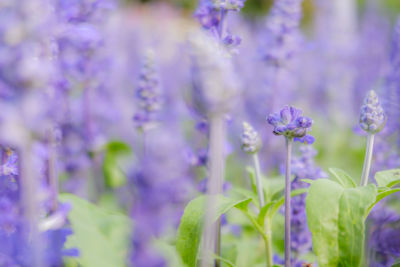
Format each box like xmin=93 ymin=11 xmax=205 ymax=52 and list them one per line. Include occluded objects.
xmin=264 ymin=217 xmax=273 ymax=267
xmin=360 ymin=133 xmax=375 ymax=186
xmin=252 ymin=154 xmax=272 ymax=267
xmin=242 ymin=211 xmax=273 ymax=267
xmin=252 ymin=153 xmax=265 ymax=207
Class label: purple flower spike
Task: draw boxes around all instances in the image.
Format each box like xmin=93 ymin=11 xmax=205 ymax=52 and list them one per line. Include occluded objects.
xmin=133 ymin=49 xmax=163 ymax=131
xmin=359 ymin=90 xmax=386 ymax=134
xmin=267 ymin=105 xmax=314 ymax=141
xmin=241 ymin=122 xmax=262 ymax=154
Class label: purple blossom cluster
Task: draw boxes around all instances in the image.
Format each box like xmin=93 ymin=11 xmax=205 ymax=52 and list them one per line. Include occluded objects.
xmin=133 ymin=50 xmax=163 ymax=131
xmin=267 ymin=106 xmax=314 ymax=143
xmin=262 ymin=0 xmax=304 ymax=67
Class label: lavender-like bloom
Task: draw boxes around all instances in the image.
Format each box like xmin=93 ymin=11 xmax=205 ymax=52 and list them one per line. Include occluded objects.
xmin=241 ymin=122 xmax=262 ymax=154
xmin=267 ymin=106 xmax=314 ymax=143
xmin=383 ymin=17 xmax=400 ymax=138
xmin=262 ymin=0 xmax=304 ymax=67
xmin=368 ymin=204 xmax=400 ymax=267
xmin=359 ymin=90 xmax=386 ymax=186
xmin=131 ymin=126 xmax=193 ymax=266
xmin=195 ymin=0 xmax=245 ymax=32
xmin=241 ymin=121 xmax=274 ymax=266
xmin=133 ymin=50 xmax=163 ymax=131
xmin=267 ymin=105 xmax=314 ymax=267
xmin=360 ymin=90 xmax=386 ymax=134
xmin=195 ymin=0 xmax=245 ymax=54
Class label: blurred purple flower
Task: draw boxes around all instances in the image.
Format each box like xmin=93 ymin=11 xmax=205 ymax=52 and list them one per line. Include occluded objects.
xmin=262 ymin=0 xmax=304 ymax=67
xmin=133 ymin=50 xmax=163 ymax=131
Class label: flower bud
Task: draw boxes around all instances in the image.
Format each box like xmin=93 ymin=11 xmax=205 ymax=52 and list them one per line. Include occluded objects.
xmin=241 ymin=122 xmax=262 ymax=154
xmin=359 ymin=90 xmax=386 ymax=134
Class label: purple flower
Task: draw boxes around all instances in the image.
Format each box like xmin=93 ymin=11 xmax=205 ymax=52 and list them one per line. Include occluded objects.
xmin=195 ymin=0 xmax=246 ymax=30
xmin=368 ymin=203 xmax=400 ymax=267
xmin=133 ymin=50 xmax=163 ymax=131
xmin=241 ymin=122 xmax=262 ymax=154
xmin=130 ymin=126 xmax=193 ymax=265
xmin=359 ymin=90 xmax=386 ymax=134
xmin=267 ymin=106 xmax=314 ymax=142
xmin=262 ymin=0 xmax=304 ymax=66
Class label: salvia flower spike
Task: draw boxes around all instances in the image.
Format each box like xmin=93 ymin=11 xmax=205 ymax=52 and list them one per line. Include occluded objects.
xmin=241 ymin=122 xmax=274 ymax=267
xmin=267 ymin=105 xmax=314 ymax=143
xmin=133 ymin=49 xmax=163 ymax=132
xmin=359 ymin=90 xmax=386 ymax=134
xmin=241 ymin=121 xmax=262 ymax=154
xmin=267 ymin=106 xmax=314 ymax=267
xmin=360 ymin=90 xmax=386 ymax=186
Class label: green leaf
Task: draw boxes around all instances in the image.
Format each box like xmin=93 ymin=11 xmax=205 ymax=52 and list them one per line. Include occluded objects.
xmin=102 ymin=141 xmax=132 ymax=188
xmin=230 ymin=188 xmax=258 ymax=207
xmin=59 ymin=193 xmax=132 ymax=267
xmin=268 ymin=188 xmax=307 ymax=217
xmin=306 ymin=179 xmax=376 ymax=267
xmin=337 ymin=185 xmax=376 ymax=266
xmin=246 ymin=167 xmax=286 ymax=202
xmin=300 ymin=179 xmax=314 ymax=185
xmin=257 ymin=202 xmax=276 ymax=226
xmin=375 ymin=169 xmax=400 ymax=188
xmin=329 ymin=168 xmax=357 ymax=188
xmin=392 ymin=258 xmax=400 ymax=267
xmin=213 ymin=254 xmax=236 ymax=267
xmin=234 ymin=239 xmax=258 ymax=267
xmin=104 ymin=141 xmax=132 ymax=153
xmin=245 ymin=166 xmax=258 ymax=196
xmin=367 ymin=188 xmax=400 ymax=214
xmin=153 ymin=240 xmax=187 ymax=267
xmin=176 ymin=195 xmax=251 ymax=267
xmin=255 ymin=188 xmax=307 ymax=228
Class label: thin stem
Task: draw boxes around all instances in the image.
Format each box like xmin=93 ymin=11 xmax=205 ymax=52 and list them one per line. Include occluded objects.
xmin=252 ymin=154 xmax=272 ymax=267
xmin=201 ymin=115 xmax=226 ymax=267
xmin=284 ymin=138 xmax=292 ymax=267
xmin=242 ymin=209 xmax=273 ymax=267
xmin=217 ymin=10 xmax=227 ymax=40
xmin=48 ymin=127 xmax=58 ymax=212
xmin=20 ymin=144 xmax=43 ymax=267
xmin=264 ymin=217 xmax=273 ymax=267
xmin=252 ymin=153 xmax=265 ymax=207
xmin=360 ymin=133 xmax=375 ymax=186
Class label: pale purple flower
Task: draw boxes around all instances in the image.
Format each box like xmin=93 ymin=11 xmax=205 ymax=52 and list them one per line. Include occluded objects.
xmin=133 ymin=50 xmax=163 ymax=131
xmin=262 ymin=0 xmax=304 ymax=67
xmin=360 ymin=90 xmax=386 ymax=134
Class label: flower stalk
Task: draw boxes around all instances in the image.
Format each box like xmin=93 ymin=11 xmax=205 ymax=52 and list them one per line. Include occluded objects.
xmin=284 ymin=137 xmax=292 ymax=267
xmin=253 ymin=153 xmax=273 ymax=267
xmin=360 ymin=133 xmax=375 ymax=186
xmin=20 ymin=143 xmax=43 ymax=267
xmin=48 ymin=127 xmax=59 ymax=212
xmin=359 ymin=90 xmax=386 ymax=186
xmin=252 ymin=153 xmax=265 ymax=207
xmin=201 ymin=114 xmax=226 ymax=267
xmin=242 ymin=122 xmax=273 ymax=267
xmin=267 ymin=106 xmax=314 ymax=267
